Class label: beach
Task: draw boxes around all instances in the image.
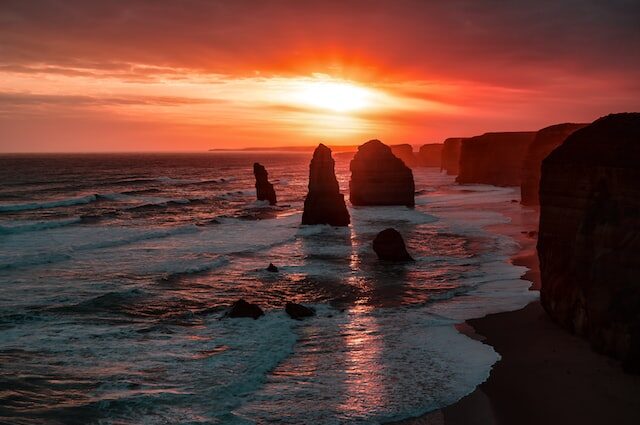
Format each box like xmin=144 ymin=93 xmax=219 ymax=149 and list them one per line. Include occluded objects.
xmin=397 ymin=210 xmax=640 ymax=425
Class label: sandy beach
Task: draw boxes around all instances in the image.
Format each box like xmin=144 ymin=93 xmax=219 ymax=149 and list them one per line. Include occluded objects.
xmin=396 ymin=209 xmax=640 ymax=425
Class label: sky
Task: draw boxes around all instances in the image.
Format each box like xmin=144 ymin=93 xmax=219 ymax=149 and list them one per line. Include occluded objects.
xmin=1 ymin=0 xmax=639 ymax=152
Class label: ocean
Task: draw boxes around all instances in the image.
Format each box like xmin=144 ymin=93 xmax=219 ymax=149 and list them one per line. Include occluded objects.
xmin=0 ymin=153 xmax=537 ymax=424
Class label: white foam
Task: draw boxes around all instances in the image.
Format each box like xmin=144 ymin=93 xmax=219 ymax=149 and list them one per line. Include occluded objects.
xmin=0 ymin=194 xmax=98 ymax=212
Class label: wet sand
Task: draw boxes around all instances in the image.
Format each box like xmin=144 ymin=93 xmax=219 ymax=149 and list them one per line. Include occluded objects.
xmin=396 ymin=214 xmax=640 ymax=425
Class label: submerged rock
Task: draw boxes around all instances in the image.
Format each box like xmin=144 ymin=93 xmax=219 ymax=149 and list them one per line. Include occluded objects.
xmin=227 ymin=299 xmax=264 ymax=319
xmin=301 ymin=144 xmax=350 ymax=226
xmin=456 ymin=132 xmax=536 ymax=186
xmin=285 ymin=302 xmax=316 ymax=320
xmin=440 ymin=137 xmax=465 ymax=175
xmin=266 ymin=263 xmax=278 ymax=272
xmin=372 ymin=228 xmax=414 ymax=261
xmin=253 ymin=162 xmax=277 ymax=205
xmin=537 ymin=113 xmax=640 ymax=372
xmin=349 ymin=140 xmax=415 ymax=207
xmin=417 ymin=143 xmax=444 ymax=167
xmin=521 ymin=123 xmax=587 ymax=206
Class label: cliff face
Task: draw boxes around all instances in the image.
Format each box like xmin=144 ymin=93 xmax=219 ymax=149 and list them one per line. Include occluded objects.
xmin=350 ymin=140 xmax=415 ymax=207
xmin=417 ymin=143 xmax=444 ymax=167
xmin=301 ymin=144 xmax=350 ymax=226
xmin=537 ymin=113 xmax=640 ymax=372
xmin=253 ymin=162 xmax=277 ymax=205
xmin=390 ymin=144 xmax=418 ymax=167
xmin=521 ymin=123 xmax=587 ymax=206
xmin=440 ymin=138 xmax=464 ymax=175
xmin=456 ymin=132 xmax=536 ymax=186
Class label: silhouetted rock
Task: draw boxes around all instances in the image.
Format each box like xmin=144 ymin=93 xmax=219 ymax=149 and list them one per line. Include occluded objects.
xmin=372 ymin=228 xmax=414 ymax=261
xmin=440 ymin=138 xmax=465 ymax=175
xmin=456 ymin=132 xmax=536 ymax=186
xmin=285 ymin=302 xmax=316 ymax=320
xmin=538 ymin=113 xmax=640 ymax=372
xmin=301 ymin=144 xmax=350 ymax=226
xmin=266 ymin=263 xmax=278 ymax=272
xmin=253 ymin=162 xmax=277 ymax=205
xmin=417 ymin=143 xmax=444 ymax=167
xmin=227 ymin=299 xmax=264 ymax=319
xmin=350 ymin=140 xmax=415 ymax=207
xmin=390 ymin=144 xmax=418 ymax=167
xmin=521 ymin=123 xmax=587 ymax=205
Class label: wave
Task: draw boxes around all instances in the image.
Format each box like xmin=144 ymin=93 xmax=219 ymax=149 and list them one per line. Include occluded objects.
xmin=0 ymin=217 xmax=82 ymax=235
xmin=158 ymin=257 xmax=230 ymax=283
xmin=0 ymin=194 xmax=98 ymax=213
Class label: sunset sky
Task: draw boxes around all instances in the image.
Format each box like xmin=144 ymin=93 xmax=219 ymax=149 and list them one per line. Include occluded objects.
xmin=1 ymin=0 xmax=639 ymax=152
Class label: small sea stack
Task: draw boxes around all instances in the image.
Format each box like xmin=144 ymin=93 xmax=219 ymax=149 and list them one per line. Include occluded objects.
xmin=456 ymin=132 xmax=536 ymax=186
xmin=372 ymin=228 xmax=414 ymax=261
xmin=253 ymin=162 xmax=277 ymax=205
xmin=301 ymin=144 xmax=350 ymax=226
xmin=390 ymin=144 xmax=418 ymax=167
xmin=520 ymin=123 xmax=587 ymax=206
xmin=417 ymin=143 xmax=444 ymax=167
xmin=285 ymin=302 xmax=316 ymax=320
xmin=538 ymin=113 xmax=640 ymax=372
xmin=440 ymin=138 xmax=465 ymax=175
xmin=350 ymin=140 xmax=415 ymax=207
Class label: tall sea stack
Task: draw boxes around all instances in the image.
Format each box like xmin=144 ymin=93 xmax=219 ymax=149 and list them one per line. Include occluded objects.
xmin=537 ymin=113 xmax=640 ymax=372
xmin=418 ymin=143 xmax=444 ymax=167
xmin=390 ymin=144 xmax=418 ymax=167
xmin=301 ymin=144 xmax=350 ymax=226
xmin=350 ymin=140 xmax=415 ymax=207
xmin=253 ymin=163 xmax=277 ymax=205
xmin=456 ymin=132 xmax=536 ymax=186
xmin=521 ymin=123 xmax=587 ymax=206
xmin=440 ymin=138 xmax=464 ymax=175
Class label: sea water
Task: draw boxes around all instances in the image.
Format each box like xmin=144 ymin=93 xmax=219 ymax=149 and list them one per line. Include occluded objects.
xmin=0 ymin=153 xmax=537 ymax=424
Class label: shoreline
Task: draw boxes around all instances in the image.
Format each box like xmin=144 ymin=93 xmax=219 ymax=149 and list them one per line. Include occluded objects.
xmin=396 ymin=206 xmax=640 ymax=425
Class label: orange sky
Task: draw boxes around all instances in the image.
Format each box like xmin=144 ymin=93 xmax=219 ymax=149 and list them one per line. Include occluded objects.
xmin=1 ymin=0 xmax=639 ymax=152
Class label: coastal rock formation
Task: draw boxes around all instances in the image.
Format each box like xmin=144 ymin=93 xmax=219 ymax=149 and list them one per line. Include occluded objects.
xmin=285 ymin=302 xmax=315 ymax=320
xmin=418 ymin=143 xmax=444 ymax=167
xmin=440 ymin=138 xmax=464 ymax=175
xmin=227 ymin=299 xmax=264 ymax=319
xmin=390 ymin=144 xmax=418 ymax=167
xmin=253 ymin=162 xmax=277 ymax=205
xmin=350 ymin=140 xmax=415 ymax=207
xmin=372 ymin=228 xmax=414 ymax=261
xmin=537 ymin=113 xmax=640 ymax=372
xmin=266 ymin=263 xmax=278 ymax=272
xmin=521 ymin=123 xmax=587 ymax=206
xmin=301 ymin=144 xmax=350 ymax=226
xmin=456 ymin=132 xmax=536 ymax=186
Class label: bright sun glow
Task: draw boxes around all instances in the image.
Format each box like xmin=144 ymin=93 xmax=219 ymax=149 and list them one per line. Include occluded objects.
xmin=293 ymin=81 xmax=373 ymax=112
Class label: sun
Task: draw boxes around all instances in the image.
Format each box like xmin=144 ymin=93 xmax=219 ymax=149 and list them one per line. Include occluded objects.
xmin=293 ymin=80 xmax=373 ymax=112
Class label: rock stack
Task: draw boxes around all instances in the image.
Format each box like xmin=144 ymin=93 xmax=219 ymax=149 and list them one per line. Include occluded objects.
xmin=417 ymin=143 xmax=444 ymax=167
xmin=390 ymin=144 xmax=418 ymax=167
xmin=520 ymin=123 xmax=587 ymax=206
xmin=456 ymin=132 xmax=536 ymax=186
xmin=301 ymin=144 xmax=350 ymax=226
xmin=372 ymin=228 xmax=414 ymax=261
xmin=253 ymin=162 xmax=277 ymax=205
xmin=349 ymin=140 xmax=415 ymax=207
xmin=537 ymin=113 xmax=640 ymax=372
xmin=440 ymin=138 xmax=464 ymax=175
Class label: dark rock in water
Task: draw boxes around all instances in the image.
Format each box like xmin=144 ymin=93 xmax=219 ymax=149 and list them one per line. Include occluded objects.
xmin=390 ymin=144 xmax=418 ymax=167
xmin=266 ymin=263 xmax=278 ymax=272
xmin=253 ymin=162 xmax=277 ymax=205
xmin=520 ymin=123 xmax=587 ymax=206
xmin=456 ymin=132 xmax=536 ymax=186
xmin=372 ymin=228 xmax=414 ymax=261
xmin=227 ymin=299 xmax=264 ymax=319
xmin=285 ymin=302 xmax=315 ymax=320
xmin=417 ymin=143 xmax=444 ymax=167
xmin=441 ymin=138 xmax=465 ymax=175
xmin=301 ymin=144 xmax=350 ymax=226
xmin=350 ymin=140 xmax=415 ymax=207
xmin=537 ymin=113 xmax=640 ymax=372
